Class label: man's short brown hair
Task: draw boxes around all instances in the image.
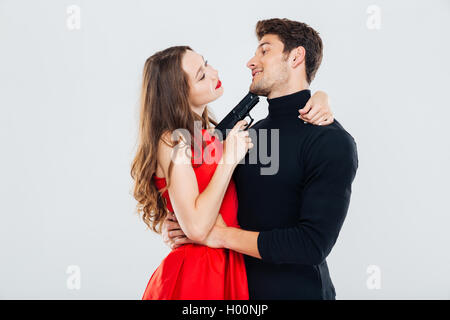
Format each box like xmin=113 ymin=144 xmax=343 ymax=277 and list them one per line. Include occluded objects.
xmin=255 ymin=18 xmax=323 ymax=84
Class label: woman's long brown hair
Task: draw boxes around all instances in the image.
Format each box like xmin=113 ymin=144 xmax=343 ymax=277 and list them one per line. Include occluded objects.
xmin=131 ymin=46 xmax=218 ymax=233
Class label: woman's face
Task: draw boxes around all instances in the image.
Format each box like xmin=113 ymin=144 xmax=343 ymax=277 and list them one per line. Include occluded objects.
xmin=182 ymin=50 xmax=223 ymax=111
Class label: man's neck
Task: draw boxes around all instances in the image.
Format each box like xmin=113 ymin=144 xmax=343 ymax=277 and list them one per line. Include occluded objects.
xmin=267 ymin=80 xmax=309 ymax=99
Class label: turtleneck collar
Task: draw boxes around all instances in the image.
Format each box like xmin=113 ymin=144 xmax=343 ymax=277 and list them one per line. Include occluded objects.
xmin=267 ymin=89 xmax=311 ymax=118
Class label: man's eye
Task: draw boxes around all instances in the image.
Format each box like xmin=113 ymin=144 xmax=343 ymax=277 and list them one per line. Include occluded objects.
xmin=200 ymin=73 xmax=205 ymax=80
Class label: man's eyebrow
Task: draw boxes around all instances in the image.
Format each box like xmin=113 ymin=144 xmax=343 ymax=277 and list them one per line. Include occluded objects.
xmin=258 ymin=42 xmax=271 ymax=49
xmin=195 ymin=56 xmax=206 ymax=79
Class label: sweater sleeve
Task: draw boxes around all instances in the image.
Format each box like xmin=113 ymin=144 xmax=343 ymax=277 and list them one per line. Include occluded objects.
xmin=257 ymin=129 xmax=358 ymax=265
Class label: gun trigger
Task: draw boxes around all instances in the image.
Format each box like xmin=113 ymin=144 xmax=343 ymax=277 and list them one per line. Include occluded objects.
xmin=244 ymin=114 xmax=254 ymax=130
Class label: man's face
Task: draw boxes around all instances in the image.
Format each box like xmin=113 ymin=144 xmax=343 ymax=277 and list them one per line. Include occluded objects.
xmin=247 ymin=34 xmax=289 ymax=97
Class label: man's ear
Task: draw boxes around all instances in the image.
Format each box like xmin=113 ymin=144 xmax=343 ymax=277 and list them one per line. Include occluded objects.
xmin=291 ymin=46 xmax=306 ymax=68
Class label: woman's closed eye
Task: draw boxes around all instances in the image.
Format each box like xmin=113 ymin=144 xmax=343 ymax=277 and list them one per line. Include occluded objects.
xmin=199 ymin=60 xmax=208 ymax=80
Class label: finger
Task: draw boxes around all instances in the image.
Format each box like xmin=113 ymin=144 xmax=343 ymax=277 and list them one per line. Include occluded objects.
xmin=166 ymin=220 xmax=177 ymax=230
xmin=170 ymin=241 xmax=178 ymax=249
xmin=163 ymin=214 xmax=174 ymax=226
xmin=321 ymin=117 xmax=334 ymax=125
xmin=310 ymin=111 xmax=326 ymax=124
xmin=174 ymin=236 xmax=195 ymax=246
xmin=232 ymin=120 xmax=248 ymax=133
xmin=298 ymin=114 xmax=308 ymax=123
xmin=237 ymin=130 xmax=250 ymax=137
xmin=245 ymin=137 xmax=253 ymax=148
xmin=316 ymin=115 xmax=329 ymax=126
xmin=167 ymin=220 xmax=181 ymax=231
xmin=166 ymin=212 xmax=177 ymax=222
xmin=169 ymin=229 xmax=186 ymax=238
xmin=299 ymin=101 xmax=312 ymax=115
xmin=240 ymin=136 xmax=251 ymax=146
xmin=171 ymin=239 xmax=194 ymax=249
xmin=304 ymin=107 xmax=321 ymax=121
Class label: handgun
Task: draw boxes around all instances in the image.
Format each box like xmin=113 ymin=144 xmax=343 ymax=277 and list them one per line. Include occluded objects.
xmin=214 ymin=92 xmax=260 ymax=140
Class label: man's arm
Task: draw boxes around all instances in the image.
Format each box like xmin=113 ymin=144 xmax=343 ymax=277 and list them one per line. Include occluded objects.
xmin=216 ymin=129 xmax=358 ymax=265
xmin=215 ymin=227 xmax=261 ymax=259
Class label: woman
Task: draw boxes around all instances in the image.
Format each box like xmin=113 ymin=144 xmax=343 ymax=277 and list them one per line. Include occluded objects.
xmin=131 ymin=46 xmax=333 ymax=300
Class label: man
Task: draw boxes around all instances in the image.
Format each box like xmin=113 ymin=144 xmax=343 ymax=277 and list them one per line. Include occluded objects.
xmin=162 ymin=18 xmax=358 ymax=299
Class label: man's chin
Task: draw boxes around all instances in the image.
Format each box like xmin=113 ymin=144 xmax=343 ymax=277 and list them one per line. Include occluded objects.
xmin=249 ymin=83 xmax=270 ymax=97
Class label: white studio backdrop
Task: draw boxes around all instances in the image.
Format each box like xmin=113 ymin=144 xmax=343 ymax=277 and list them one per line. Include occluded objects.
xmin=0 ymin=0 xmax=449 ymax=299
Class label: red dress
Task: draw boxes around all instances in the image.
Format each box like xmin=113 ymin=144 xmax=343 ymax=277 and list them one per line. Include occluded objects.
xmin=142 ymin=129 xmax=249 ymax=300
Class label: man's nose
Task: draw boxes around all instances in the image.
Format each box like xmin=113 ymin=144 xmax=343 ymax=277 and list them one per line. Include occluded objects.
xmin=247 ymin=56 xmax=256 ymax=69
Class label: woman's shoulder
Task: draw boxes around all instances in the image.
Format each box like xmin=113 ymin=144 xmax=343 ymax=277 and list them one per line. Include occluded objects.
xmin=158 ymin=130 xmax=192 ymax=166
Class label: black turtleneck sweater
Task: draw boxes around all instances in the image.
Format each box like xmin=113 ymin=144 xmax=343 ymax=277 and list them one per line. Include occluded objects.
xmin=233 ymin=89 xmax=358 ymax=300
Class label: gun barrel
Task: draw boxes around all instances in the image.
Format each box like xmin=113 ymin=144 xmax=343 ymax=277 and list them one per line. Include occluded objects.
xmin=215 ymin=92 xmax=260 ymax=140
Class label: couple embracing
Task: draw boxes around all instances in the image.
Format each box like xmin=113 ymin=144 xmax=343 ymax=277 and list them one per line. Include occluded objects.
xmin=131 ymin=18 xmax=358 ymax=300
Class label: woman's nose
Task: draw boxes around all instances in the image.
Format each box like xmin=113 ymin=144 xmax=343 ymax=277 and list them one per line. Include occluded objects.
xmin=209 ymin=66 xmax=219 ymax=78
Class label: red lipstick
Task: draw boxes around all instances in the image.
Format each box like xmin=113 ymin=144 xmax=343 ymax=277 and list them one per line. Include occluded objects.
xmin=215 ymin=80 xmax=222 ymax=89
